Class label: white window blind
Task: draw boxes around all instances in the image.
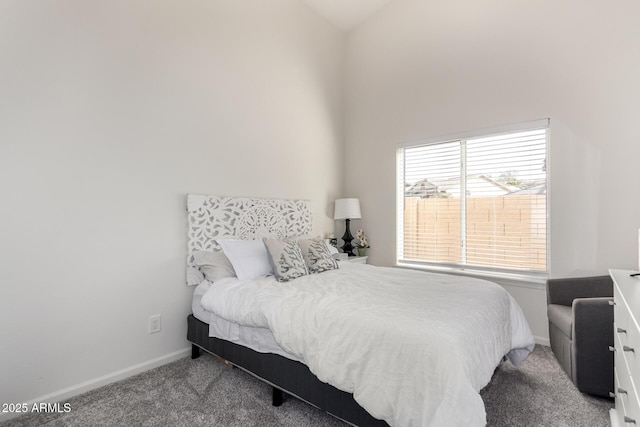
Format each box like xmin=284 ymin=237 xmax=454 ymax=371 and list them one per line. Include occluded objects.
xmin=397 ymin=120 xmax=548 ymax=278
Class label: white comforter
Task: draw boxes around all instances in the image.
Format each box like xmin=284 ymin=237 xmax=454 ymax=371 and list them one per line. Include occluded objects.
xmin=200 ymin=263 xmax=535 ymax=427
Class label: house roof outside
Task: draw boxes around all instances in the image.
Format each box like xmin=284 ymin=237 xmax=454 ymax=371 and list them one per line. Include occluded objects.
xmin=507 ymin=179 xmax=547 ymax=196
xmin=405 ymin=174 xmax=544 ymax=198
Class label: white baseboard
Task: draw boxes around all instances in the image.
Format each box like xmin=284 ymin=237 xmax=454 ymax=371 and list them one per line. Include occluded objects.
xmin=0 ymin=347 xmax=191 ymax=423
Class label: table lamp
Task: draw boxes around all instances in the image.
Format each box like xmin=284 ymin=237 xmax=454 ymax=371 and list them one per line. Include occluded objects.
xmin=334 ymin=198 xmax=361 ymax=256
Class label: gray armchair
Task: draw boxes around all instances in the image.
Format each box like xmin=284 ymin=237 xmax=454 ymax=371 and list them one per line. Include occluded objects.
xmin=546 ymin=276 xmax=614 ymax=398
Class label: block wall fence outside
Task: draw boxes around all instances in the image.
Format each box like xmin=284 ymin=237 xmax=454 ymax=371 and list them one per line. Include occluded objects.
xmin=403 ymin=195 xmax=546 ymax=272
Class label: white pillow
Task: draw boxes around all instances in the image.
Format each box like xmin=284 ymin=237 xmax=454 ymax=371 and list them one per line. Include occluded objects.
xmin=218 ymin=239 xmax=273 ymax=280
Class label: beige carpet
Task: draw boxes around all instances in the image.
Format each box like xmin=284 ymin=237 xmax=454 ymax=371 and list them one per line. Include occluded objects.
xmin=2 ymin=345 xmax=613 ymax=427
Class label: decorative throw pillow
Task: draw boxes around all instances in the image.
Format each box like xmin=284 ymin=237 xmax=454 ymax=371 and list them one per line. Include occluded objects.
xmin=263 ymin=238 xmax=309 ymax=282
xmin=193 ymin=250 xmax=237 ymax=282
xmin=218 ymin=239 xmax=273 ymax=281
xmin=323 ymin=239 xmax=339 ymax=255
xmin=298 ymin=238 xmax=339 ymax=273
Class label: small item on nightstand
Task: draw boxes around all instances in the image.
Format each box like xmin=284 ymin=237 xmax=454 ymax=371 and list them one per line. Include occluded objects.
xmin=355 ymin=229 xmax=370 ymax=257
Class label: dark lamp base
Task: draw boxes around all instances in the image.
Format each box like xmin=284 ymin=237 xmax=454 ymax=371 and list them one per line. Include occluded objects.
xmin=340 ymin=218 xmax=356 ymax=257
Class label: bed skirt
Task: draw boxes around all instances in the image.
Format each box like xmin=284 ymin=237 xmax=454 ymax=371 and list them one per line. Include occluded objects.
xmin=187 ymin=314 xmax=388 ymax=427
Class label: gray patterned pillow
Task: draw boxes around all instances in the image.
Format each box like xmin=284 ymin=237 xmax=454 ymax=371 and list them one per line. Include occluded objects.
xmin=263 ymin=238 xmax=309 ymax=282
xmin=193 ymin=250 xmax=237 ymax=282
xmin=298 ymin=238 xmax=339 ymax=273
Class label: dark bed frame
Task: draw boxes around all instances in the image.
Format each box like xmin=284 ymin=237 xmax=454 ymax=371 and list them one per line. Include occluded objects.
xmin=187 ymin=314 xmax=388 ymax=427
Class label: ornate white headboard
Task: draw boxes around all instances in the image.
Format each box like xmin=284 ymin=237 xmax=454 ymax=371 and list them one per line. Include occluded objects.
xmin=186 ymin=194 xmax=312 ymax=285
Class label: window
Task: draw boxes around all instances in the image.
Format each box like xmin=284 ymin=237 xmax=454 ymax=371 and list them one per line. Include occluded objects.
xmin=397 ymin=119 xmax=548 ymax=279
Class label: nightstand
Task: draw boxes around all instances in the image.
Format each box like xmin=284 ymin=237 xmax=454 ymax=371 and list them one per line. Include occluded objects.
xmin=339 ymin=256 xmax=368 ymax=265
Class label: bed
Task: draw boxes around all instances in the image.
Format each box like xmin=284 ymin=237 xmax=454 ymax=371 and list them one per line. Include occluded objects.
xmin=185 ymin=194 xmax=535 ymax=427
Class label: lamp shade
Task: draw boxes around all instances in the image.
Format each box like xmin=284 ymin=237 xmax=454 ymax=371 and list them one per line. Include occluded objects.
xmin=334 ymin=198 xmax=361 ymax=220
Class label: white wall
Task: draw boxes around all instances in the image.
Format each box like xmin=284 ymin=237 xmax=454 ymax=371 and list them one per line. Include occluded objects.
xmin=0 ymin=0 xmax=344 ymax=412
xmin=344 ymin=0 xmax=640 ymax=342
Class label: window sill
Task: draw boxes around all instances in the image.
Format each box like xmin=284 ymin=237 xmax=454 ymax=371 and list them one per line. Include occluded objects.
xmin=395 ymin=262 xmax=547 ymax=289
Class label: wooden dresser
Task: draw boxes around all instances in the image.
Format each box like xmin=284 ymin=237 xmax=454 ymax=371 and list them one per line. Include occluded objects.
xmin=610 ymin=269 xmax=640 ymax=426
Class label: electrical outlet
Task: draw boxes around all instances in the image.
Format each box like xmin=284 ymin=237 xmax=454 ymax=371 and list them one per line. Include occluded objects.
xmin=148 ymin=315 xmax=161 ymax=334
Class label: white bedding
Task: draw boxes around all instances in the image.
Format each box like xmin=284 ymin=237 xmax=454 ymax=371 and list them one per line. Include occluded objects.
xmin=192 ymin=281 xmax=302 ymax=362
xmin=200 ymin=263 xmax=535 ymax=427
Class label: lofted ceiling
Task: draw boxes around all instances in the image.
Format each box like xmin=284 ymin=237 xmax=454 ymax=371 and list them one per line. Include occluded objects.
xmin=301 ymin=0 xmax=394 ymax=31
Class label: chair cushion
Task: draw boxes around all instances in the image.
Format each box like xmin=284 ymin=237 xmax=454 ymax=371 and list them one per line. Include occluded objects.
xmin=548 ymin=304 xmax=573 ymax=339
